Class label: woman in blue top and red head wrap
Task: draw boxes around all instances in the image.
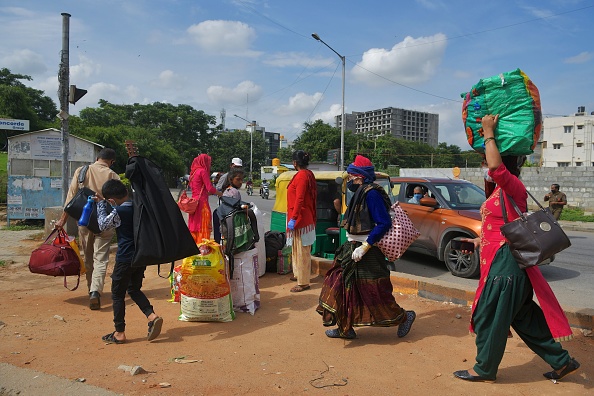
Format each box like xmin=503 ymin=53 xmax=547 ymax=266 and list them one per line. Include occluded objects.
xmin=316 ymin=155 xmax=416 ymax=339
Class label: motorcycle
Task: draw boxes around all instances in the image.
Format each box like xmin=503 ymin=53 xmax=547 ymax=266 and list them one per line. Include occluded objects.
xmin=260 ymin=183 xmax=269 ymax=199
xmin=246 ymin=184 xmax=253 ymax=196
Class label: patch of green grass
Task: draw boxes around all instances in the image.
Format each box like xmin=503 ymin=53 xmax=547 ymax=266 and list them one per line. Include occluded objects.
xmin=3 ymin=219 xmax=45 ymax=231
xmin=560 ymin=206 xmax=594 ymax=222
xmin=0 ymin=152 xmax=7 ymax=203
xmin=0 ymin=260 xmax=6 ymax=267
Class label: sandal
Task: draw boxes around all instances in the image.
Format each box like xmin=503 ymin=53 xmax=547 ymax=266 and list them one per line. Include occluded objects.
xmin=147 ymin=316 xmax=163 ymax=341
xmin=290 ymin=284 xmax=310 ymax=293
xmin=102 ymin=331 xmax=125 ymax=344
xmin=325 ymin=328 xmax=357 ymax=339
xmin=397 ymin=311 xmax=416 ymax=338
xmin=543 ymin=358 xmax=580 ymax=380
xmin=289 ymin=276 xmax=297 ymax=282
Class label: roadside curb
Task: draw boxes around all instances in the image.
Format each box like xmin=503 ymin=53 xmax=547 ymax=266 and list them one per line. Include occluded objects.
xmin=311 ymin=256 xmax=594 ymax=331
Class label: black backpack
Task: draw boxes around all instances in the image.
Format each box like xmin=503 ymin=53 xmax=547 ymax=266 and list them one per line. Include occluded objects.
xmin=264 ymin=231 xmax=286 ymax=272
xmin=217 ymin=196 xmax=260 ymax=276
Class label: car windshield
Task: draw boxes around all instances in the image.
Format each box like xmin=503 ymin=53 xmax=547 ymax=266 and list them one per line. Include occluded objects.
xmin=346 ymin=177 xmax=393 ymax=205
xmin=431 ymin=182 xmax=485 ymax=210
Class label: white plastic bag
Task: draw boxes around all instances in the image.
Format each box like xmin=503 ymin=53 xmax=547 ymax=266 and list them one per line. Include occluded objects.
xmin=230 ymin=248 xmax=260 ymax=315
xmin=252 ymin=204 xmax=267 ymax=277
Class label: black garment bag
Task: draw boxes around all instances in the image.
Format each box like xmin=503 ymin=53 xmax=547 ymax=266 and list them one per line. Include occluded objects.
xmin=125 ymin=156 xmax=199 ymax=267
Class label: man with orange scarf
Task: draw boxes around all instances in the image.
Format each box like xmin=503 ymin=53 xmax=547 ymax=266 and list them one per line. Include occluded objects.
xmin=188 ymin=154 xmax=222 ymax=243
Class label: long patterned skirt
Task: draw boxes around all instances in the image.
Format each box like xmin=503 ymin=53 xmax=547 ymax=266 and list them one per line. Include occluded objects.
xmin=316 ymin=241 xmax=406 ymax=336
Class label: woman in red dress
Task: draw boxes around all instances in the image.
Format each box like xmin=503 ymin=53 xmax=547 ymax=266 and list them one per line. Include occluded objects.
xmin=188 ymin=154 xmax=222 ymax=244
xmin=454 ymin=115 xmax=579 ymax=382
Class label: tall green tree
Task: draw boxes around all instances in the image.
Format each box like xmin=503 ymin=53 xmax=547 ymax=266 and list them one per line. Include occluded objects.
xmin=0 ymin=68 xmax=58 ymax=133
xmin=78 ymin=100 xmax=217 ymax=168
xmin=291 ymin=119 xmax=357 ymax=165
xmin=209 ymin=129 xmax=266 ymax=179
xmin=74 ymin=124 xmax=184 ymax=183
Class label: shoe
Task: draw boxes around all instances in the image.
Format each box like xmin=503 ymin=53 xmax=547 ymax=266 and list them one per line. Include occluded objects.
xmin=89 ymin=291 xmax=101 ymax=310
xmin=290 ymin=284 xmax=310 ymax=293
xmin=102 ymin=331 xmax=125 ymax=344
xmin=543 ymin=358 xmax=580 ymax=380
xmin=453 ymin=370 xmax=495 ymax=382
xmin=325 ymin=328 xmax=357 ymax=339
xmin=147 ymin=316 xmax=163 ymax=341
xmin=289 ymin=276 xmax=297 ymax=282
xmin=397 ymin=311 xmax=416 ymax=338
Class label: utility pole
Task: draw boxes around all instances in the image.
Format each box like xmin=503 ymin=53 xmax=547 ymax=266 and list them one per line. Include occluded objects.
xmin=58 ymin=13 xmax=70 ymax=203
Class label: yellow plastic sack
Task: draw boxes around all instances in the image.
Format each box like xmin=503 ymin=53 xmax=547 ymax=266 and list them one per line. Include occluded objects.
xmin=66 ymin=236 xmax=85 ymax=275
xmin=178 ymin=240 xmax=234 ymax=322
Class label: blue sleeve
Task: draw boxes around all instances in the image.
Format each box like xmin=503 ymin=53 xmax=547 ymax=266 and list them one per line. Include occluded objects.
xmin=97 ymin=200 xmax=121 ymax=232
xmin=366 ymin=190 xmax=392 ymax=245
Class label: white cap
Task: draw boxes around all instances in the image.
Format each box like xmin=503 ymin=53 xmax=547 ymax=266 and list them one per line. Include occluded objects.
xmin=231 ymin=158 xmax=243 ymax=167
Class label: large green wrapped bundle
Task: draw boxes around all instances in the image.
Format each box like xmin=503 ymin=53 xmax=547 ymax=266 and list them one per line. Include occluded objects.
xmin=461 ymin=69 xmax=542 ymax=156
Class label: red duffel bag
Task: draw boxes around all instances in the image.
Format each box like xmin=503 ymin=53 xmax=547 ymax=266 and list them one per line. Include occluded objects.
xmin=29 ymin=229 xmax=81 ymax=290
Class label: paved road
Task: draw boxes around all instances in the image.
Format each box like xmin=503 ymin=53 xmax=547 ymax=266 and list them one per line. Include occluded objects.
xmin=231 ymin=189 xmax=594 ymax=311
xmin=393 ymin=229 xmax=594 ymax=311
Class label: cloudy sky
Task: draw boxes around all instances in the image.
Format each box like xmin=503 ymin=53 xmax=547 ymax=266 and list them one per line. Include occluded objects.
xmin=1 ymin=0 xmax=593 ymax=148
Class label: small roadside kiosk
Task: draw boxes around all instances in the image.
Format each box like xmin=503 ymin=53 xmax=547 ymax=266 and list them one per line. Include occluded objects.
xmin=6 ymin=128 xmax=103 ymax=226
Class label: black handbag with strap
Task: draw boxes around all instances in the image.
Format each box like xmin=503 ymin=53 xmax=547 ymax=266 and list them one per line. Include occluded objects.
xmin=499 ymin=189 xmax=571 ymax=269
xmin=64 ymin=165 xmax=111 ymax=234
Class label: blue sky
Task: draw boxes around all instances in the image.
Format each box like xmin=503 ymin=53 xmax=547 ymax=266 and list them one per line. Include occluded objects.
xmin=1 ymin=0 xmax=593 ymax=149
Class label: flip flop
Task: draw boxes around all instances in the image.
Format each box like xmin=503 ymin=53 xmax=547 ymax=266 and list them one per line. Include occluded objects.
xmin=102 ymin=331 xmax=125 ymax=344
xmin=147 ymin=316 xmax=163 ymax=341
xmin=397 ymin=311 xmax=416 ymax=338
xmin=290 ymin=284 xmax=310 ymax=293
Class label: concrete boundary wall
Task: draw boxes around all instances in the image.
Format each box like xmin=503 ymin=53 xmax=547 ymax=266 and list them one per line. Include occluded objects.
xmin=400 ymin=167 xmax=594 ymax=213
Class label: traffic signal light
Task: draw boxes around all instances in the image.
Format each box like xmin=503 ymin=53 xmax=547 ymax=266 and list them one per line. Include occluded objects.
xmin=69 ymin=85 xmax=87 ymax=104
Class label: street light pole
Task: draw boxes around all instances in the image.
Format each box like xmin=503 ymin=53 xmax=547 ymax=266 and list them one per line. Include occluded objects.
xmin=233 ymin=114 xmax=253 ymax=179
xmin=312 ymin=33 xmax=345 ymax=171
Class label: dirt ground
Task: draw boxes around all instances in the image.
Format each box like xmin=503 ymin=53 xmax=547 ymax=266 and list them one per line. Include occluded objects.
xmin=0 ymin=222 xmax=593 ymax=395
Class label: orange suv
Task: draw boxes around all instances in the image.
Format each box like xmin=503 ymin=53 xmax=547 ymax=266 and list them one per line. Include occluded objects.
xmin=391 ymin=177 xmax=485 ymax=278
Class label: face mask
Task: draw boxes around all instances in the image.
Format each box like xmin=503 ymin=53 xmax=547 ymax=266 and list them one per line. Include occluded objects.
xmin=414 ymin=193 xmax=423 ymax=200
xmin=483 ymin=167 xmax=493 ymax=183
xmin=347 ymin=180 xmax=359 ymax=192
xmin=551 ymin=189 xmax=556 ymax=193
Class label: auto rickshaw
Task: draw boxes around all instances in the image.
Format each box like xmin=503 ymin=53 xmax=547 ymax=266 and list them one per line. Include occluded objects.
xmin=270 ymin=170 xmax=394 ymax=259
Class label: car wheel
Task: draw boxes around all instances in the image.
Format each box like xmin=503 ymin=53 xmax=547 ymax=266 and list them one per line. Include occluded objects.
xmin=444 ymin=239 xmax=480 ymax=278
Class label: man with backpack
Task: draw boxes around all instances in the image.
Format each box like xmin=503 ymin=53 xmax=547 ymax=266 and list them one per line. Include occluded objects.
xmin=54 ymin=148 xmax=120 ymax=310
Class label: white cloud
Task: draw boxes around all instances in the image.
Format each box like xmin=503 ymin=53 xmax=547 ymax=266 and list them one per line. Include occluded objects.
xmin=417 ymin=101 xmax=468 ymax=147
xmin=564 ymin=51 xmax=593 ymax=64
xmin=79 ymin=82 xmax=144 ymax=108
xmin=312 ymin=103 xmax=343 ymax=124
xmin=36 ymin=75 xmax=58 ymax=99
xmin=522 ymin=6 xmax=555 ymax=19
xmin=187 ymin=20 xmax=260 ymax=56
xmin=275 ymin=92 xmax=323 ymax=116
xmin=0 ymin=49 xmax=47 ymax=75
xmin=206 ymin=80 xmax=263 ymax=105
xmin=150 ymin=70 xmax=187 ymax=89
xmin=71 ymin=55 xmax=100 ymax=81
xmin=263 ymin=52 xmax=333 ymax=68
xmin=415 ymin=0 xmax=446 ymax=10
xmin=352 ymin=33 xmax=447 ymax=86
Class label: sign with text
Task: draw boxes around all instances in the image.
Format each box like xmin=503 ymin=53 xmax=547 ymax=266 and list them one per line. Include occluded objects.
xmin=31 ymin=135 xmax=62 ymax=159
xmin=0 ymin=118 xmax=30 ymax=131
